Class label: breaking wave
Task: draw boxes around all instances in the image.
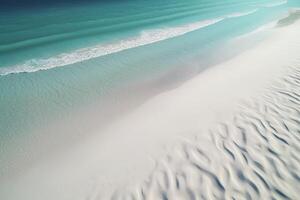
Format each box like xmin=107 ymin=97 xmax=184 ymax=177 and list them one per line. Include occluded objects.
xmin=0 ymin=9 xmax=259 ymax=76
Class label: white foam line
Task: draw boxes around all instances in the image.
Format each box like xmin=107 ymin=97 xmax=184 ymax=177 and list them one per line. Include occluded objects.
xmin=0 ymin=8 xmax=259 ymax=76
xmin=234 ymin=8 xmax=295 ymax=40
xmin=263 ymin=0 xmax=288 ymax=8
xmin=235 ymin=21 xmax=277 ymax=39
xmin=225 ymin=9 xmax=258 ymax=18
xmin=0 ymin=18 xmax=224 ymax=76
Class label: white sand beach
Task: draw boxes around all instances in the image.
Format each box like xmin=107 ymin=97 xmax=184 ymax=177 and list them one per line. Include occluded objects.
xmin=1 ymin=12 xmax=300 ymax=200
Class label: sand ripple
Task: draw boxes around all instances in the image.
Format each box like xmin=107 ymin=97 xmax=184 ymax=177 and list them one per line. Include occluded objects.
xmin=109 ymin=65 xmax=300 ymax=199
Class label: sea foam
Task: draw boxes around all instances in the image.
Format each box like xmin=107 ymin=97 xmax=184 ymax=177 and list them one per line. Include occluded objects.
xmin=226 ymin=9 xmax=258 ymax=18
xmin=263 ymin=0 xmax=288 ymax=8
xmin=0 ymin=10 xmax=259 ymax=76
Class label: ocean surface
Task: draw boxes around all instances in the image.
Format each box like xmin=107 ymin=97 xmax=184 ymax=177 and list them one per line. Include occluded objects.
xmin=0 ymin=0 xmax=300 ymax=182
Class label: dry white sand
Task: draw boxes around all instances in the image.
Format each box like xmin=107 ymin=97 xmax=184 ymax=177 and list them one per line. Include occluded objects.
xmin=1 ymin=16 xmax=300 ymax=200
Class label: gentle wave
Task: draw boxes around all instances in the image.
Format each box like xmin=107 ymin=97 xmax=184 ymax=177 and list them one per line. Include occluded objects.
xmin=236 ymin=21 xmax=277 ymax=39
xmin=0 ymin=18 xmax=223 ymax=76
xmin=226 ymin=9 xmax=258 ymax=18
xmin=263 ymin=0 xmax=288 ymax=8
xmin=0 ymin=9 xmax=259 ymax=76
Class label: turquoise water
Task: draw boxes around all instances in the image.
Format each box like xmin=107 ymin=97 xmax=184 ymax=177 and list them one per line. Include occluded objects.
xmin=0 ymin=0 xmax=300 ymax=166
xmin=1 ymin=0 xmax=297 ymax=70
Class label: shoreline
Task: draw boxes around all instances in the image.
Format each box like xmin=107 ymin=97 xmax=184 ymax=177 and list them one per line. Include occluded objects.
xmin=0 ymin=17 xmax=270 ymax=182
xmin=1 ymin=16 xmax=300 ymax=200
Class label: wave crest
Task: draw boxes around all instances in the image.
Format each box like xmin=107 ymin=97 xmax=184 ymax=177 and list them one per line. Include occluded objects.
xmin=0 ymin=9 xmax=259 ymax=76
xmin=263 ymin=0 xmax=288 ymax=8
xmin=226 ymin=9 xmax=258 ymax=18
xmin=0 ymin=18 xmax=223 ymax=76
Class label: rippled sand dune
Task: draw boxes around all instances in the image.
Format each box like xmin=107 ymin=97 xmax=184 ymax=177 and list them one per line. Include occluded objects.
xmin=112 ymin=65 xmax=300 ymax=200
xmin=107 ymin=19 xmax=300 ymax=200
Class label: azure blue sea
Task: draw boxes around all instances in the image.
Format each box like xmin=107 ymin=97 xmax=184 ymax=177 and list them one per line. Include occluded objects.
xmin=1 ymin=0 xmax=300 ymax=199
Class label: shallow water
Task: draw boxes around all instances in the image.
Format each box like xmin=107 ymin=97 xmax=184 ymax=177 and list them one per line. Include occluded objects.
xmin=0 ymin=0 xmax=298 ymax=138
